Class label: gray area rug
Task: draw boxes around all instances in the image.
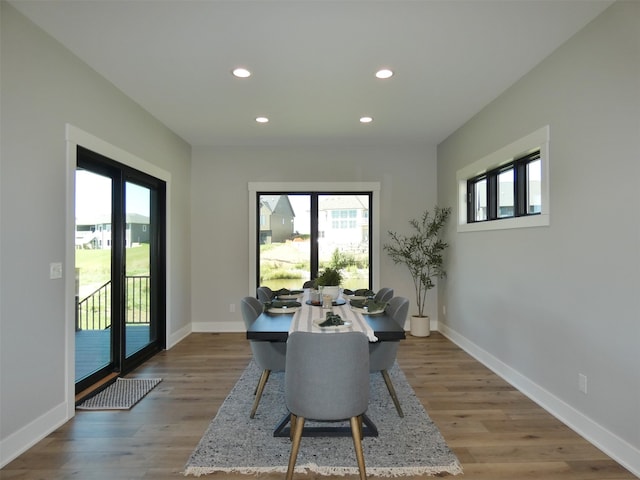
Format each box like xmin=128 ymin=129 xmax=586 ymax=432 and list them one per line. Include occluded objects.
xmin=76 ymin=378 xmax=162 ymax=410
xmin=184 ymin=361 xmax=462 ymax=477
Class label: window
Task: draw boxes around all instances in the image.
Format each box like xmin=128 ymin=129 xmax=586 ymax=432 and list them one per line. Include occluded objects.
xmin=248 ymin=182 xmax=380 ymax=295
xmin=467 ymin=151 xmax=540 ymax=223
xmin=457 ymin=126 xmax=550 ymax=232
xmin=255 ymin=193 xmax=372 ymax=291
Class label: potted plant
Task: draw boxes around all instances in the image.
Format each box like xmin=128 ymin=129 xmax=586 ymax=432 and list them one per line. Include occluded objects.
xmin=314 ymin=267 xmax=343 ymax=300
xmin=383 ymin=206 xmax=451 ymax=336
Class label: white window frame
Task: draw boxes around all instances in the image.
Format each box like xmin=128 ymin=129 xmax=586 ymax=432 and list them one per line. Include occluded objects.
xmin=456 ymin=125 xmax=550 ymax=232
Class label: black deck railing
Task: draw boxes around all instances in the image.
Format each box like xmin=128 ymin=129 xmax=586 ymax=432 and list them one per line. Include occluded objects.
xmin=76 ymin=276 xmax=150 ymax=331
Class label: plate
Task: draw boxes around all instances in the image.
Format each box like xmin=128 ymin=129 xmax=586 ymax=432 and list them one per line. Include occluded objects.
xmin=350 ymin=306 xmax=385 ymax=315
xmin=344 ymin=295 xmax=368 ymax=302
xmin=306 ymin=298 xmax=346 ymax=306
xmin=312 ymin=318 xmax=352 ymax=329
xmin=277 ymin=293 xmax=303 ymax=300
xmin=267 ymin=306 xmax=300 ymax=314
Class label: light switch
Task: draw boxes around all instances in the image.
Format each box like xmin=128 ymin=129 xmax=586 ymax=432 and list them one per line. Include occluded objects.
xmin=50 ymin=262 xmax=63 ymax=279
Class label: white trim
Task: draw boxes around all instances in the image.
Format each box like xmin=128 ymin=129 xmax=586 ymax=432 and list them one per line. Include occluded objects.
xmin=166 ymin=323 xmax=192 ymax=349
xmin=439 ymin=323 xmax=640 ymax=478
xmin=64 ymin=124 xmax=172 ymax=415
xmin=0 ymin=402 xmax=68 ymax=468
xmin=248 ymin=182 xmax=381 ymax=297
xmin=192 ymin=321 xmax=244 ymax=333
xmin=457 ymin=125 xmax=550 ymax=232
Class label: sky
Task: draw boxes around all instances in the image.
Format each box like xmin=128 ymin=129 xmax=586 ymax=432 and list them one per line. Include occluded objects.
xmin=75 ymin=170 xmax=150 ymax=221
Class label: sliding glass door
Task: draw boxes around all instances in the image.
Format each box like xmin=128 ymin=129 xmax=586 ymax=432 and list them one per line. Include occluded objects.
xmin=75 ymin=146 xmax=165 ymax=393
xmin=257 ymin=192 xmax=372 ymax=291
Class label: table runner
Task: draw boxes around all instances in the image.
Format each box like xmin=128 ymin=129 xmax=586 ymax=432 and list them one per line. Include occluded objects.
xmin=288 ymin=291 xmax=378 ymax=342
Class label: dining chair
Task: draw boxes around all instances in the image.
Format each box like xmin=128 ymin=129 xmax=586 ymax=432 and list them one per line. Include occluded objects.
xmin=241 ymin=296 xmax=286 ymax=418
xmin=301 ymin=280 xmax=315 ymax=289
xmin=368 ymin=296 xmax=409 ymax=417
xmin=285 ymin=331 xmax=370 ymax=480
xmin=256 ymin=286 xmax=275 ymax=303
xmin=374 ymin=287 xmax=394 ymax=303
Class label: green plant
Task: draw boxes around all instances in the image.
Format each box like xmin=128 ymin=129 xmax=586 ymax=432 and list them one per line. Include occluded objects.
xmin=314 ymin=267 xmax=343 ymax=288
xmin=329 ymin=248 xmax=353 ymax=270
xmin=383 ymin=206 xmax=451 ymax=318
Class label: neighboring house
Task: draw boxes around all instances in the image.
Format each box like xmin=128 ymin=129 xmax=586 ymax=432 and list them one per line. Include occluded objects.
xmin=75 ymin=213 xmax=150 ymax=249
xmin=318 ymin=195 xmax=369 ymax=249
xmin=259 ymin=195 xmax=295 ymax=244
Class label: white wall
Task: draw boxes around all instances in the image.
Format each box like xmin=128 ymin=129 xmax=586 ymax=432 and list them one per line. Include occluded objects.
xmin=190 ymin=144 xmax=439 ymax=332
xmin=437 ymin=1 xmax=639 ymax=474
xmin=0 ymin=2 xmax=192 ymax=466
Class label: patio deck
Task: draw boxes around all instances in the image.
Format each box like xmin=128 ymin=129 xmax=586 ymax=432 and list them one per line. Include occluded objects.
xmin=75 ymin=324 xmax=151 ymax=381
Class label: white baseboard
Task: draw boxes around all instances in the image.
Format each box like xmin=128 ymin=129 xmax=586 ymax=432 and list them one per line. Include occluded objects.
xmin=191 ymin=321 xmax=243 ymax=333
xmin=166 ymin=323 xmax=192 ymax=349
xmin=439 ymin=323 xmax=640 ymax=478
xmin=0 ymin=401 xmax=68 ymax=468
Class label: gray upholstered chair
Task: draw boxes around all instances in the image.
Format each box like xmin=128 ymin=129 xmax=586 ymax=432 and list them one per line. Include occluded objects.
xmin=368 ymin=296 xmax=409 ymax=417
xmin=241 ymin=296 xmax=286 ymax=418
xmin=285 ymin=331 xmax=370 ymax=480
xmin=374 ymin=287 xmax=394 ymax=303
xmin=256 ymin=286 xmax=275 ymax=303
xmin=302 ymin=280 xmax=315 ymax=289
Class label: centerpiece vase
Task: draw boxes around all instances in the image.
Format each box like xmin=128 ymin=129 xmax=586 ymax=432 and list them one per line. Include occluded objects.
xmin=321 ymin=285 xmax=340 ymax=301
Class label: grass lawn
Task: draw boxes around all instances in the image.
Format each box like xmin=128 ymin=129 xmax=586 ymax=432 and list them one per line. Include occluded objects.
xmin=75 ymin=244 xmax=150 ymax=298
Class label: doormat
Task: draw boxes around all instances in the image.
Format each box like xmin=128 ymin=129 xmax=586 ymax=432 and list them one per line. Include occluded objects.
xmin=183 ymin=361 xmax=462 ymax=477
xmin=76 ymin=378 xmax=162 ymax=410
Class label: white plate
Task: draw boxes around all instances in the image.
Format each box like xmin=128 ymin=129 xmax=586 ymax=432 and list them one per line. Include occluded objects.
xmin=312 ymin=319 xmax=352 ymax=329
xmin=350 ymin=306 xmax=385 ymax=315
xmin=277 ymin=293 xmax=303 ymax=300
xmin=268 ymin=306 xmax=300 ymax=314
xmin=344 ymin=295 xmax=368 ymax=302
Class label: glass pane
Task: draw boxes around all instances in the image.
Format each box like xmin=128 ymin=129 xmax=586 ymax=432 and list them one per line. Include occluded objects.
xmin=75 ymin=169 xmax=113 ymax=382
xmin=527 ymin=159 xmax=542 ymax=214
xmin=258 ymin=194 xmax=311 ymax=290
xmin=473 ymin=179 xmax=487 ymax=221
xmin=497 ymin=168 xmax=514 ymax=218
xmin=318 ymin=194 xmax=369 ymax=291
xmin=125 ymin=182 xmax=155 ymax=357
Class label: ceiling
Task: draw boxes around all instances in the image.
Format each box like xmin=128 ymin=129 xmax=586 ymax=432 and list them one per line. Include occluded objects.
xmin=9 ymin=0 xmax=613 ymax=147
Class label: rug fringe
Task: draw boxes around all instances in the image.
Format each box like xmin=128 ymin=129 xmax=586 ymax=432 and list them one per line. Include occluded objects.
xmin=297 ymin=461 xmax=464 ymax=477
xmin=183 ymin=466 xmax=287 ymax=477
xmin=183 ymin=462 xmax=464 ymax=477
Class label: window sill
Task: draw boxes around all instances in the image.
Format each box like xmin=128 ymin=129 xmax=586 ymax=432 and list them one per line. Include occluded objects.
xmin=457 ymin=214 xmax=550 ymax=233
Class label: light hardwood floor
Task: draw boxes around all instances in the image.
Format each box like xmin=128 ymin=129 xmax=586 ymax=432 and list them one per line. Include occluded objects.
xmin=2 ymin=332 xmax=636 ymax=479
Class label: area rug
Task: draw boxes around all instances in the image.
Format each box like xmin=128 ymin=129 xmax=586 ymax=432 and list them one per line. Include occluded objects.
xmin=183 ymin=361 xmax=462 ymax=477
xmin=76 ymin=377 xmax=162 ymax=410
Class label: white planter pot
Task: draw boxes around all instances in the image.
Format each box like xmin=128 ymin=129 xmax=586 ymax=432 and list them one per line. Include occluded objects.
xmin=320 ymin=286 xmax=340 ymax=301
xmin=410 ymin=315 xmax=430 ymax=337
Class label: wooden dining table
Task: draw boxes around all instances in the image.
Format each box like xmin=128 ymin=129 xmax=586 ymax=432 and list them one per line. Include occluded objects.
xmin=245 ymin=291 xmax=406 ymax=437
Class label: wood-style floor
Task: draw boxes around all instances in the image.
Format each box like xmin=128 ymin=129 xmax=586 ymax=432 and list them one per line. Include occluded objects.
xmin=2 ymin=332 xmax=636 ymax=479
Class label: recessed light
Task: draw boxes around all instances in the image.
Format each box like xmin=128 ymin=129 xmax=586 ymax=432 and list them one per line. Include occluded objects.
xmin=232 ymin=67 xmax=251 ymax=78
xmin=375 ymin=69 xmax=394 ymax=79
xmin=256 ymin=116 xmax=269 ymax=123
xmin=360 ymin=116 xmax=373 ymax=124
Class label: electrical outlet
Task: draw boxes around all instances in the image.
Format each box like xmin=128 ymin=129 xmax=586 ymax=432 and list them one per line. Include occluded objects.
xmin=229 ymin=303 xmax=236 ymax=313
xmin=579 ymin=373 xmax=588 ymax=394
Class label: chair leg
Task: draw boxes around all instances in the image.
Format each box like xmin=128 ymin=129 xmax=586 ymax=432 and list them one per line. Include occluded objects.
xmin=381 ymin=370 xmax=404 ymax=417
xmin=289 ymin=413 xmax=296 ymax=442
xmin=250 ymin=369 xmax=270 ymax=418
xmin=350 ymin=416 xmax=367 ymax=480
xmin=286 ymin=415 xmax=305 ymax=480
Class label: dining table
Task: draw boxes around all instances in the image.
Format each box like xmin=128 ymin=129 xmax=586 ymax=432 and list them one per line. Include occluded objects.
xmin=246 ymin=291 xmax=406 ymax=342
xmin=246 ymin=289 xmax=406 ymax=437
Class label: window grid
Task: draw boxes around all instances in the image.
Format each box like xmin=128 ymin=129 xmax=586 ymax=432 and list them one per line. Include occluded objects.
xmin=467 ymin=151 xmax=541 ymax=223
